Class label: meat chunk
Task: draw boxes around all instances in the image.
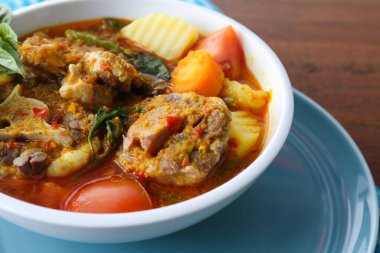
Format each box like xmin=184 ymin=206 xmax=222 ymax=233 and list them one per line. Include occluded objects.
xmin=59 ymin=51 xmax=139 ymax=106
xmin=13 ymin=149 xmax=49 ymax=177
xmin=0 ymin=142 xmax=20 ymax=167
xmin=18 ymin=33 xmax=84 ymax=75
xmin=117 ymin=93 xmax=231 ymax=186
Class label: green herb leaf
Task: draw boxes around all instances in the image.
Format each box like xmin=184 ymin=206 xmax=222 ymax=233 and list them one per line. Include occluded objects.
xmin=88 ymin=106 xmax=129 ymax=156
xmin=0 ymin=4 xmax=12 ymax=24
xmin=128 ymin=52 xmax=171 ymax=80
xmin=0 ymin=23 xmax=18 ymax=49
xmin=0 ymin=40 xmax=25 ymax=77
xmin=103 ymin=18 xmax=126 ymax=30
xmin=102 ymin=117 xmax=123 ymax=156
xmin=0 ymin=8 xmax=25 ymax=78
xmin=65 ymin=29 xmax=171 ymax=81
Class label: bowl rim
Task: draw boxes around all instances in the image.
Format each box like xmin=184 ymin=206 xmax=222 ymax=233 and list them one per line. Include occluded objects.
xmin=0 ymin=0 xmax=294 ymax=229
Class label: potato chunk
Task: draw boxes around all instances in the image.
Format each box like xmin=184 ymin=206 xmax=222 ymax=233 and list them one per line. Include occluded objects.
xmin=229 ymin=111 xmax=261 ymax=157
xmin=220 ymin=78 xmax=269 ymax=111
xmin=120 ymin=13 xmax=199 ymax=61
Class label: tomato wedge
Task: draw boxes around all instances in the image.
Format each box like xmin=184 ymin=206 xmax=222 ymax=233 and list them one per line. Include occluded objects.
xmin=63 ymin=176 xmax=152 ymax=213
xmin=193 ymin=26 xmax=245 ymax=79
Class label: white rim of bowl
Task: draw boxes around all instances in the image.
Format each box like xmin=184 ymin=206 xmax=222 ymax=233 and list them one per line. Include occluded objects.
xmin=0 ymin=0 xmax=294 ymax=229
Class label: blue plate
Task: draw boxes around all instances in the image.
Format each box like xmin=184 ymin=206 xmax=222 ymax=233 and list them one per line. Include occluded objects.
xmin=0 ymin=90 xmax=378 ymax=253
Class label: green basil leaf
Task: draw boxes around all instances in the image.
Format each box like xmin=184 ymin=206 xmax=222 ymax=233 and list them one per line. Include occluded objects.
xmin=0 ymin=23 xmax=18 ymax=49
xmin=0 ymin=40 xmax=25 ymax=77
xmin=88 ymin=106 xmax=129 ymax=153
xmin=128 ymin=52 xmax=171 ymax=80
xmin=0 ymin=4 xmax=12 ymax=24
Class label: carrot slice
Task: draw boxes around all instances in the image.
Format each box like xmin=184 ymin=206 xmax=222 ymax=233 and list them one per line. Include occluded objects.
xmin=171 ymin=50 xmax=224 ymax=97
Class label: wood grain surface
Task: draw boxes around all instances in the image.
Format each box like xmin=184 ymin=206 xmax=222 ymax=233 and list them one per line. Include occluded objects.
xmin=213 ymin=0 xmax=380 ymax=184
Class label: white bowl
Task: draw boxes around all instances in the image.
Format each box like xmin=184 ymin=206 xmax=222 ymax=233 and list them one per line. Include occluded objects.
xmin=0 ymin=0 xmax=294 ymax=243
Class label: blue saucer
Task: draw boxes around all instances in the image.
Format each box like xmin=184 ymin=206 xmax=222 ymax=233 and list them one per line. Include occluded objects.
xmin=0 ymin=90 xmax=378 ymax=253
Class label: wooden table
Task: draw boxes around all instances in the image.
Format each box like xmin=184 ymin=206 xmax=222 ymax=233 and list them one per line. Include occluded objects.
xmin=214 ymin=0 xmax=380 ymax=185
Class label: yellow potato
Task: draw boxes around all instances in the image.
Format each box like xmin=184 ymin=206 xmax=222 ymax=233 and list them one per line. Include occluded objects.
xmin=220 ymin=78 xmax=269 ymax=111
xmin=120 ymin=13 xmax=199 ymax=61
xmin=230 ymin=111 xmax=261 ymax=157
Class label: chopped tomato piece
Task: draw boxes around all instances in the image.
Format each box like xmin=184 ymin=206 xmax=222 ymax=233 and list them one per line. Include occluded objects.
xmin=166 ymin=116 xmax=183 ymax=131
xmin=32 ymin=107 xmax=48 ymax=120
xmin=194 ymin=26 xmax=244 ymax=79
xmin=63 ymin=177 xmax=152 ymax=213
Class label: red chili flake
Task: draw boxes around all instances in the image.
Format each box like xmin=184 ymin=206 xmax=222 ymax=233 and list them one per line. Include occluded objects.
xmin=7 ymin=140 xmax=15 ymax=149
xmin=32 ymin=107 xmax=48 ymax=120
xmin=204 ymin=108 xmax=212 ymax=115
xmin=51 ymin=121 xmax=59 ymax=129
xmin=181 ymin=156 xmax=190 ymax=167
xmin=194 ymin=126 xmax=203 ymax=139
xmin=134 ymin=171 xmax=146 ymax=181
xmin=52 ymin=112 xmax=63 ymax=123
xmin=229 ymin=138 xmax=238 ymax=148
xmin=100 ymin=61 xmax=111 ymax=72
xmin=166 ymin=116 xmax=183 ymax=131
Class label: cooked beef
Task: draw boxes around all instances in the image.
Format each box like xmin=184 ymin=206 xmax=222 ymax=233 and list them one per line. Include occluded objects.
xmin=18 ymin=33 xmax=84 ymax=75
xmin=0 ymin=142 xmax=20 ymax=167
xmin=59 ymin=51 xmax=139 ymax=107
xmin=117 ymin=92 xmax=231 ymax=186
xmin=13 ymin=149 xmax=49 ymax=177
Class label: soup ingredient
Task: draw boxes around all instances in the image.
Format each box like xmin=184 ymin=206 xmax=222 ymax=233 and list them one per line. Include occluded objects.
xmin=0 ymin=142 xmax=20 ymax=167
xmin=194 ymin=26 xmax=244 ymax=79
xmin=229 ymin=111 xmax=261 ymax=157
xmin=63 ymin=177 xmax=152 ymax=213
xmin=13 ymin=149 xmax=49 ymax=177
xmin=171 ymin=50 xmax=224 ymax=97
xmin=88 ymin=107 xmax=128 ymax=156
xmin=117 ymin=92 xmax=231 ymax=186
xmin=0 ymin=85 xmax=73 ymax=147
xmin=0 ymin=22 xmax=25 ymax=77
xmin=120 ymin=13 xmax=199 ymax=61
xmin=18 ymin=33 xmax=83 ymax=75
xmin=47 ymin=142 xmax=99 ymax=177
xmin=220 ymin=78 xmax=269 ymax=112
xmin=65 ymin=29 xmax=121 ymax=54
xmin=128 ymin=52 xmax=170 ymax=81
xmin=65 ymin=30 xmax=171 ymax=81
xmin=60 ymin=51 xmax=138 ymax=106
xmin=103 ymin=18 xmax=126 ymax=30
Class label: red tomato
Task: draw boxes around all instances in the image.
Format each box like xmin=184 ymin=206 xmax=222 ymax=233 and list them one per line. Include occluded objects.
xmin=63 ymin=177 xmax=152 ymax=213
xmin=194 ymin=26 xmax=244 ymax=79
